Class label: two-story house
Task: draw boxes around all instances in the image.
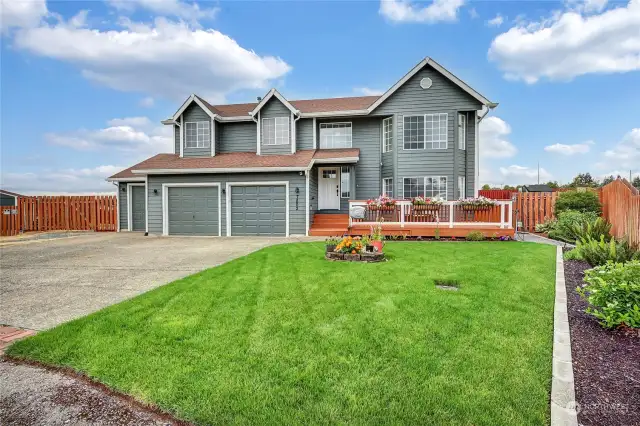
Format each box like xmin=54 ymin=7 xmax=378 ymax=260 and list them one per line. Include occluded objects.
xmin=108 ymin=57 xmax=497 ymax=237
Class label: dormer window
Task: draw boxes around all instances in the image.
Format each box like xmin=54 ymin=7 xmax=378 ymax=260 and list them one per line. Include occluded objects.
xmin=262 ymin=117 xmax=289 ymax=145
xmin=185 ymin=121 xmax=210 ymax=148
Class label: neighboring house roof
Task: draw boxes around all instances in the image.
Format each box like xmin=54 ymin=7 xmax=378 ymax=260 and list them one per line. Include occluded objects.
xmin=0 ymin=189 xmax=24 ymax=197
xmin=107 ymin=149 xmax=360 ymax=179
xmin=166 ymin=56 xmax=496 ymax=122
xmin=523 ymin=184 xmax=554 ymax=192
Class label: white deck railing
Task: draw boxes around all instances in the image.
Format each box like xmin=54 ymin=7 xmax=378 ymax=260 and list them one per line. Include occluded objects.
xmin=348 ymin=200 xmax=513 ymax=229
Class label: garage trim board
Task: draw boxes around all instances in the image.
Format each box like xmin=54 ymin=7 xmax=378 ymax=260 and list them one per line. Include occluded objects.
xmin=127 ymin=183 xmax=147 ymax=232
xmin=162 ymin=183 xmax=222 ymax=236
xmin=225 ymin=181 xmax=290 ymax=237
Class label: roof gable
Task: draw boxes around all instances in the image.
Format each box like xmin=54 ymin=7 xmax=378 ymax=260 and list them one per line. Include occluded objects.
xmin=250 ymin=89 xmax=298 ymax=116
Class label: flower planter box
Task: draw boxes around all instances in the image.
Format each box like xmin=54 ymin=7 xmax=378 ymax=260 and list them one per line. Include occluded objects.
xmin=360 ymin=252 xmax=385 ymax=262
xmin=325 ymin=251 xmax=385 ymax=262
xmin=367 ymin=205 xmax=396 ymax=212
xmin=412 ymin=204 xmax=441 ymax=212
xmin=343 ymin=254 xmax=361 ymax=262
xmin=460 ymin=205 xmax=493 ymax=211
xmin=326 ymin=252 xmax=345 ymax=261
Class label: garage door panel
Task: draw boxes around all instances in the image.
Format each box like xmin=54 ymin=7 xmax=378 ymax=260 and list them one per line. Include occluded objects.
xmin=230 ymin=184 xmax=286 ymax=236
xmin=168 ymin=186 xmax=219 ymax=236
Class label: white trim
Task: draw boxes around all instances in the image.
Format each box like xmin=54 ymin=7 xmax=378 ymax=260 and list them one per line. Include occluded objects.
xmin=256 ymin=111 xmax=261 ymax=155
xmin=382 ymin=117 xmax=393 ymax=153
xmin=474 ymin=110 xmax=480 ymax=197
xmin=300 ymin=110 xmax=369 ymax=119
xmin=126 ymin=183 xmax=145 ymax=232
xmin=250 ymin=88 xmax=299 ymax=116
xmin=261 ymin=116 xmax=290 ymax=146
xmin=340 ymin=166 xmax=351 ymax=198
xmin=184 ymin=121 xmax=211 ymax=149
xmin=133 ymin=166 xmax=307 ymax=175
xmin=161 ymin=182 xmax=222 ymax=237
xmin=171 ymin=94 xmax=218 ymax=121
xmin=179 ymin=114 xmax=184 ymax=157
xmin=312 ymin=117 xmax=317 ymax=149
xmin=106 ymin=177 xmax=146 ymax=182
xmin=145 ymin=176 xmax=149 ymax=233
xmin=216 ymin=115 xmax=254 ymax=122
xmin=291 ymin=111 xmax=296 ymax=154
xmin=458 ymin=112 xmax=466 ymax=151
xmin=310 ymin=157 xmax=359 ymax=165
xmin=225 ymin=181 xmax=290 ymax=237
xmin=116 ymin=184 xmax=121 ymax=232
xmin=211 ymin=118 xmax=215 ymax=156
xmin=457 ymin=176 xmax=466 ymax=199
xmin=382 ymin=177 xmax=393 ymax=198
xmin=305 ymin=170 xmax=310 ymax=236
xmin=367 ymin=57 xmax=496 ymax=113
xmin=318 ymin=121 xmax=353 ymax=149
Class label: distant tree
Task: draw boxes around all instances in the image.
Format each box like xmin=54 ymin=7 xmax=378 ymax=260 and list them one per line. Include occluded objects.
xmin=633 ymin=176 xmax=640 ymax=190
xmin=601 ymin=175 xmax=615 ymax=186
xmin=568 ymin=173 xmax=599 ymax=188
xmin=545 ymin=181 xmax=560 ymax=189
xmin=481 ymin=184 xmax=491 ymax=190
xmin=503 ymin=185 xmax=516 ymax=190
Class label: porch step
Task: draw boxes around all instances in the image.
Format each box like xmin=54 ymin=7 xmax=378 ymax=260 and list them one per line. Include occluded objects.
xmin=312 ymin=214 xmax=349 ymax=224
xmin=309 ymin=227 xmax=348 ymax=237
xmin=309 ymin=213 xmax=349 ymax=236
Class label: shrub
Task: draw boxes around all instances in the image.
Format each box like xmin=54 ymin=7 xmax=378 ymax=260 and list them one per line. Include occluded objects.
xmin=554 ymin=190 xmax=602 ymax=215
xmin=576 ymin=261 xmax=640 ymax=328
xmin=535 ymin=219 xmax=557 ymax=233
xmin=570 ymin=217 xmax=612 ymax=242
xmin=548 ymin=211 xmax=598 ymax=243
xmin=575 ymin=235 xmax=640 ymax=267
xmin=564 ymin=249 xmax=583 ymax=261
xmin=465 ymin=231 xmax=485 ymax=241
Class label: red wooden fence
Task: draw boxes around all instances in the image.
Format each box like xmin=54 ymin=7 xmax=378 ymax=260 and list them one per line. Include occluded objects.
xmin=513 ymin=192 xmax=558 ymax=232
xmin=478 ymin=189 xmax=518 ymax=200
xmin=600 ymin=179 xmax=640 ymax=248
xmin=1 ymin=196 xmax=117 ymax=236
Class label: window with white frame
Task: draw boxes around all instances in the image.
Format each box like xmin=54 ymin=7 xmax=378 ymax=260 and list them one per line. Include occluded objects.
xmin=458 ymin=113 xmax=466 ymax=150
xmin=340 ymin=166 xmax=351 ymax=198
xmin=320 ymin=123 xmax=352 ymax=149
xmin=403 ymin=177 xmax=424 ymax=198
xmin=458 ymin=176 xmax=466 ymax=199
xmin=403 ymin=116 xmax=425 ymax=150
xmin=262 ymin=117 xmax=289 ymax=145
xmin=383 ymin=177 xmax=393 ymax=198
xmin=426 ymin=176 xmax=447 ymax=199
xmin=383 ymin=117 xmax=393 ymax=153
xmin=425 ymin=113 xmax=448 ymax=149
xmin=185 ymin=121 xmax=210 ymax=148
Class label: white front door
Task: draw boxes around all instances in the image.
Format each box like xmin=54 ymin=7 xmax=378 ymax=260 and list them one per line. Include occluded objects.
xmin=318 ymin=167 xmax=340 ymax=210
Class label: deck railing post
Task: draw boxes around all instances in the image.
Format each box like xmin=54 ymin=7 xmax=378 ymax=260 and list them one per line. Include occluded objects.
xmin=500 ymin=203 xmax=506 ymax=229
xmin=449 ymin=203 xmax=454 ymax=228
xmin=349 ymin=202 xmax=353 ymax=228
xmin=400 ymin=203 xmax=405 ymax=228
xmin=507 ymin=201 xmax=513 ymax=229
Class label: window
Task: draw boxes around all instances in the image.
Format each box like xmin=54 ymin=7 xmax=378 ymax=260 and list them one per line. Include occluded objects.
xmin=262 ymin=117 xmax=289 ymax=145
xmin=185 ymin=121 xmax=210 ymax=148
xmin=322 ymin=169 xmax=337 ymax=179
xmin=382 ymin=117 xmax=393 ymax=153
xmin=426 ymin=176 xmax=447 ymax=199
xmin=425 ymin=113 xmax=448 ymax=149
xmin=403 ymin=113 xmax=448 ymax=150
xmin=403 ymin=177 xmax=424 ymax=199
xmin=458 ymin=113 xmax=466 ymax=150
xmin=383 ymin=178 xmax=393 ymax=198
xmin=340 ymin=167 xmax=350 ymax=198
xmin=403 ymin=116 xmax=424 ymax=150
xmin=458 ymin=176 xmax=466 ymax=199
xmin=320 ymin=123 xmax=352 ymax=149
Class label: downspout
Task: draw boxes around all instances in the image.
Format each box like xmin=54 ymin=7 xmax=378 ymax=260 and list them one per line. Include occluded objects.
xmin=250 ymin=112 xmax=260 ymax=155
xmin=293 ymin=111 xmax=302 ymax=154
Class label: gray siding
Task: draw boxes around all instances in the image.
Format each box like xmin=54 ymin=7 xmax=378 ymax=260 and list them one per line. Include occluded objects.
xmin=147 ymin=173 xmax=307 ymax=236
xmin=260 ymin=97 xmax=291 ymax=155
xmin=466 ymin=112 xmax=476 ymax=197
xmin=218 ymin=122 xmax=256 ymax=153
xmin=297 ymin=118 xmax=314 ymax=150
xmin=182 ymin=103 xmax=212 ymax=158
xmin=118 ymin=183 xmax=128 ymax=230
xmin=371 ymin=64 xmax=482 ymax=200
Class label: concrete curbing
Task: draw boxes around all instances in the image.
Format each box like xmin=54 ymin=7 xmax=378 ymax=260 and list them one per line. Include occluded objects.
xmin=550 ymin=246 xmax=578 ymax=426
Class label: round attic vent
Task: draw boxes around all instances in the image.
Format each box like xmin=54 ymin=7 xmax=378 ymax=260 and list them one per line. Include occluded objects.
xmin=420 ymin=77 xmax=433 ymax=89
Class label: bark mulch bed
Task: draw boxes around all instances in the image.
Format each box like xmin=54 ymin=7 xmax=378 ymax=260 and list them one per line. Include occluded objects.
xmin=564 ymin=258 xmax=640 ymax=426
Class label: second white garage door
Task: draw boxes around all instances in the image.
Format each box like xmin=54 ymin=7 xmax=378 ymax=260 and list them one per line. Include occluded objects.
xmin=230 ymin=185 xmax=286 ymax=236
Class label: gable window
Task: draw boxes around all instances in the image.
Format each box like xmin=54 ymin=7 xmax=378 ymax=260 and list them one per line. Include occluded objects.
xmin=340 ymin=166 xmax=351 ymax=198
xmin=403 ymin=113 xmax=448 ymax=150
xmin=185 ymin=121 xmax=210 ymax=148
xmin=458 ymin=176 xmax=466 ymax=199
xmin=262 ymin=117 xmax=289 ymax=145
xmin=403 ymin=116 xmax=424 ymax=150
xmin=425 ymin=113 xmax=448 ymax=149
xmin=426 ymin=176 xmax=447 ymax=199
xmin=320 ymin=122 xmax=352 ymax=149
xmin=458 ymin=113 xmax=466 ymax=150
xmin=383 ymin=177 xmax=393 ymax=198
xmin=403 ymin=177 xmax=424 ymax=198
xmin=382 ymin=117 xmax=393 ymax=153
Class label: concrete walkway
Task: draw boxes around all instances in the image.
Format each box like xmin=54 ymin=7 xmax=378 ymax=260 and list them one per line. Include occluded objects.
xmin=521 ymin=232 xmax=575 ymax=247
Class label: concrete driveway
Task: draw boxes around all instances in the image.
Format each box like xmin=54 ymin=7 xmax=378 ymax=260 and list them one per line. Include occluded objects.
xmin=0 ymin=233 xmax=313 ymax=330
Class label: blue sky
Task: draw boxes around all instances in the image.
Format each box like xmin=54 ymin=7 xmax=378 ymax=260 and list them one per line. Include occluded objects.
xmin=1 ymin=0 xmax=639 ymax=194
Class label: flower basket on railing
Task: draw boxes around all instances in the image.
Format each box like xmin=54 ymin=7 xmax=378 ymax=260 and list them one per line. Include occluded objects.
xmin=411 ymin=196 xmax=443 ymax=212
xmin=458 ymin=196 xmax=497 ymax=211
xmin=366 ymin=196 xmax=397 ymax=211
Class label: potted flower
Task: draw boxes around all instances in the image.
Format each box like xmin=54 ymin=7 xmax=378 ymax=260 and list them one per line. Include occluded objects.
xmin=369 ymin=220 xmax=384 ymax=252
xmin=366 ymin=195 xmax=396 ymax=212
xmin=412 ymin=196 xmax=444 ymax=212
xmin=458 ymin=196 xmax=496 ymax=211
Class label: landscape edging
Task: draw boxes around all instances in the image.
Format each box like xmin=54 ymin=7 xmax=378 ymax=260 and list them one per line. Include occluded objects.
xmin=550 ymin=246 xmax=578 ymax=426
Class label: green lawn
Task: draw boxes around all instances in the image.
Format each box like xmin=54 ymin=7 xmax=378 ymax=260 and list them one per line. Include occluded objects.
xmin=8 ymin=242 xmax=556 ymax=425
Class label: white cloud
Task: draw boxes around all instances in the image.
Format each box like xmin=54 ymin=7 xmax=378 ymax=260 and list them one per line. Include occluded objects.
xmin=139 ymin=96 xmax=155 ymax=108
xmin=488 ymin=0 xmax=640 ymax=83
xmin=0 ymin=0 xmax=48 ymax=33
xmin=1 ymin=166 xmax=121 ymax=195
xmin=45 ymin=116 xmax=172 ymax=158
xmin=544 ymin=141 xmax=593 ymax=155
xmin=601 ymin=128 xmax=640 ymax=169
xmin=468 ymin=8 xmax=479 ymax=19
xmin=499 ymin=165 xmax=553 ymax=183
xmin=486 ymin=14 xmax=504 ymax=27
xmin=353 ymin=87 xmax=384 ymax=96
xmin=12 ymin=15 xmax=292 ymax=102
xmin=379 ymin=0 xmax=465 ymax=23
xmin=107 ymin=0 xmax=219 ymax=23
xmin=566 ymin=0 xmax=609 ymax=13
xmin=479 ymin=116 xmax=517 ymax=158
